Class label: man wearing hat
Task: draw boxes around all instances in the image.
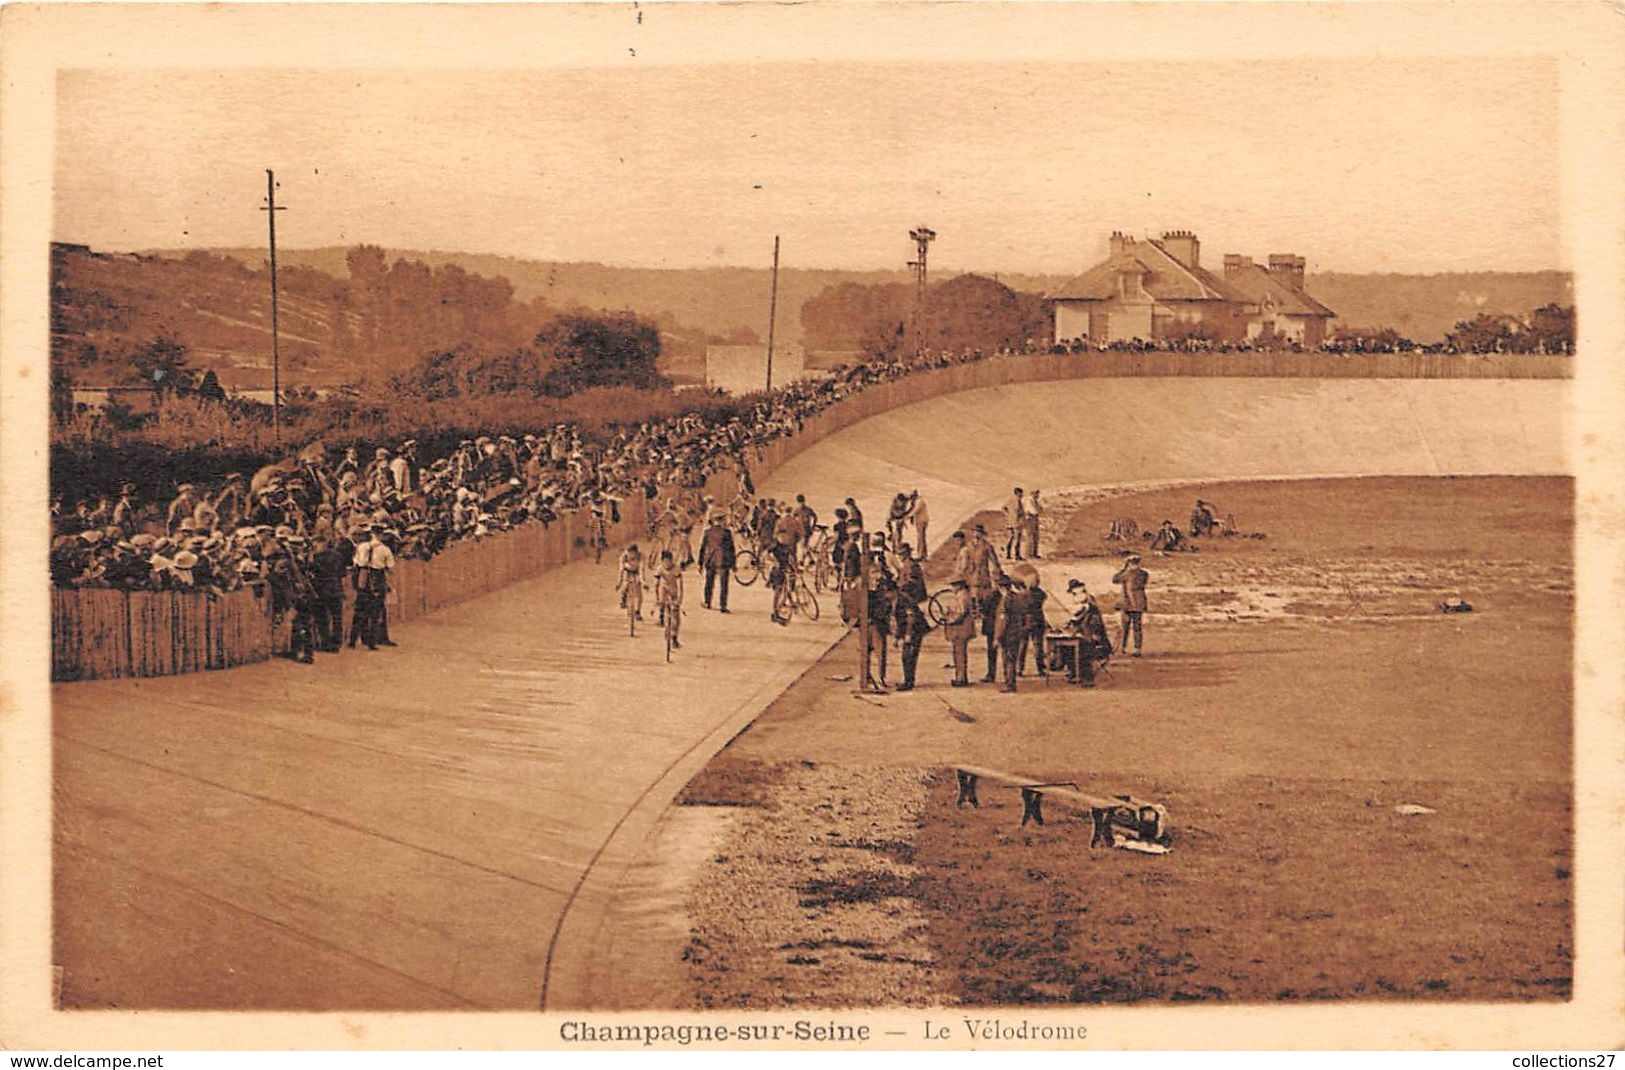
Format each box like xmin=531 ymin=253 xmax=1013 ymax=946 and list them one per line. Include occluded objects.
xmin=1111 ymin=554 xmax=1150 ymax=657
xmin=112 ymin=482 xmax=139 ymax=536
xmin=698 ymin=509 xmax=736 ymax=612
xmin=995 ymin=574 xmax=1034 ymax=693
xmin=862 ymin=545 xmax=897 ymax=688
xmin=390 ymin=442 xmax=416 ymax=495
xmin=1022 ymin=489 xmax=1044 ymax=559
xmin=910 ymin=491 xmax=930 ymax=554
xmin=1021 ymin=567 xmax=1050 ymax=679
xmin=311 ymin=532 xmax=351 ymax=652
xmin=166 ymin=484 xmax=201 ymax=536
xmin=1060 ymin=579 xmax=1112 ymax=685
xmin=1150 ymin=518 xmax=1185 ymax=553
xmin=365 ymin=448 xmax=393 ymax=501
xmin=892 ymin=546 xmax=931 ymax=692
xmin=349 ymin=525 xmax=396 ymax=650
xmin=1190 ymin=498 xmax=1217 ymax=538
xmin=940 ymin=576 xmax=977 ymax=687
xmin=267 ymin=534 xmax=318 ymax=664
xmin=955 ymin=524 xmax=1003 ymax=680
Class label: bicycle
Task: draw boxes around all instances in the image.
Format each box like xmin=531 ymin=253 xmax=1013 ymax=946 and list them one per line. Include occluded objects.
xmin=926 ymin=586 xmax=971 ymax=627
xmin=781 ymin=573 xmax=820 ymax=622
xmin=813 ymin=553 xmax=839 ymax=594
xmin=801 ymin=524 xmax=831 ymax=570
xmin=662 ymin=602 xmax=682 ymax=661
xmin=622 ymin=578 xmax=644 ymax=636
xmin=733 ymin=547 xmax=762 ymax=586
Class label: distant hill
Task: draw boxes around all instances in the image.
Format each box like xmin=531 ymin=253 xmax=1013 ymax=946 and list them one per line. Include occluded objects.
xmin=176 ymin=247 xmax=1573 ymax=346
xmin=52 ymin=244 xmax=724 ymax=389
xmin=57 ymin=241 xmax=1573 ymax=392
xmin=1308 ymin=271 xmax=1574 ymax=342
xmin=183 ymin=245 xmax=930 ymax=354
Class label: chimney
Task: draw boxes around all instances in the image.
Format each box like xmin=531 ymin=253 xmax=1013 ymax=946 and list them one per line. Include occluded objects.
xmin=1267 ymin=254 xmax=1306 ymax=291
xmin=1108 ymin=230 xmax=1133 ymax=259
xmin=1222 ymin=254 xmax=1253 ymax=280
xmin=1160 ymin=230 xmax=1200 ymax=269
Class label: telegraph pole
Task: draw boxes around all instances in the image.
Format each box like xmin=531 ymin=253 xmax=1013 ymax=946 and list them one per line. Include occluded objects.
xmin=260 ymin=170 xmax=287 ymax=444
xmin=764 ymin=235 xmax=780 ymax=392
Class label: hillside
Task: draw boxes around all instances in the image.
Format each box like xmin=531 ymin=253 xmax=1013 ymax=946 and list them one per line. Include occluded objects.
xmin=187 ymin=246 xmax=925 ymax=354
xmin=1309 ymin=271 xmax=1574 ymax=342
xmin=56 ymin=242 xmax=1574 ymax=391
xmin=51 ymin=244 xmax=722 ymax=389
xmin=173 ymin=247 xmax=1575 ymax=347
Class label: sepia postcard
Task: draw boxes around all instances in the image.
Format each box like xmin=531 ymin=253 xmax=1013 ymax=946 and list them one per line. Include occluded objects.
xmin=2 ymin=0 xmax=1623 ymax=1054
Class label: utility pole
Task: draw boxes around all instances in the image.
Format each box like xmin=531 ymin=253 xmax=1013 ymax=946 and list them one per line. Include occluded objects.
xmin=764 ymin=236 xmax=780 ymax=392
xmin=908 ymin=225 xmax=936 ymax=356
xmin=260 ymin=169 xmax=287 ymax=445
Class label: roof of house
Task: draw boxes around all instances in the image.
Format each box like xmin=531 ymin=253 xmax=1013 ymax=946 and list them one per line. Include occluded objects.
xmin=1047 ymin=238 xmax=1246 ymax=303
xmin=1219 ymin=262 xmax=1336 ymax=318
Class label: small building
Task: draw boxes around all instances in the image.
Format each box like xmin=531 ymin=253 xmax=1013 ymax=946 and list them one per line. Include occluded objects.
xmin=1218 ymin=254 xmax=1336 ymax=346
xmin=705 ymin=344 xmax=809 ymax=396
xmin=1048 ymin=230 xmax=1335 ymax=346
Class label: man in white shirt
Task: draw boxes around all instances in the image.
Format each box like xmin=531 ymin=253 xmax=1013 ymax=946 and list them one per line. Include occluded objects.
xmin=349 ymin=526 xmax=397 ymax=650
xmin=1004 ymin=488 xmax=1025 ymax=560
xmin=1022 ymin=488 xmax=1043 ymax=559
xmin=909 ymin=491 xmax=929 ymax=554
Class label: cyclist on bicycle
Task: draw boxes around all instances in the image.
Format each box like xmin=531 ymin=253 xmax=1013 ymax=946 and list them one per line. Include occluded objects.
xmin=588 ymin=492 xmax=610 ymax=562
xmin=793 ymin=494 xmax=818 ymax=563
xmin=653 ymin=549 xmax=683 ymax=649
xmin=617 ymin=543 xmax=645 ymax=619
xmin=769 ymin=503 xmax=799 ymax=626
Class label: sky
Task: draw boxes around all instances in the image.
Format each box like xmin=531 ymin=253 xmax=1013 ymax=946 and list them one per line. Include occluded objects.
xmin=54 ymin=56 xmax=1562 ymax=276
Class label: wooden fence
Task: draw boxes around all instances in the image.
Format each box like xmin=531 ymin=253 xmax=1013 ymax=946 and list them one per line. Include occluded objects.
xmin=50 ymin=350 xmax=1569 ymax=681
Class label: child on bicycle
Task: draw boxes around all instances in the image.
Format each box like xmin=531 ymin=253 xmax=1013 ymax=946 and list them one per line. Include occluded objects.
xmin=653 ymin=549 xmax=683 ymax=649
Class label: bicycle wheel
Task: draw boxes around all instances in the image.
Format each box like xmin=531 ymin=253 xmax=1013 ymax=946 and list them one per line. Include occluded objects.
xmin=797 ymin=579 xmax=820 ymax=621
xmin=927 ymin=587 xmax=967 ymax=627
xmin=733 ymin=549 xmax=760 ymax=586
xmin=814 ymin=557 xmax=836 ymax=593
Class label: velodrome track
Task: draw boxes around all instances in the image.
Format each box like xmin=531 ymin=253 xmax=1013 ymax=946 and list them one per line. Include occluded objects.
xmin=52 ymin=376 xmax=1567 ymax=1009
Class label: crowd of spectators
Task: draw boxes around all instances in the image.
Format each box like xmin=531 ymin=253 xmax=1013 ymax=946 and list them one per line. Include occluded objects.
xmin=46 ymin=325 xmax=1567 ymax=606
xmin=1047 ymin=334 xmax=1574 ymax=356
xmin=45 ymin=344 xmax=961 ymax=601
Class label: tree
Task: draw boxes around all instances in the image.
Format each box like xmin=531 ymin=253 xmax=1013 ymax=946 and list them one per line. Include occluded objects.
xmin=50 ymin=361 xmax=75 ymax=426
xmin=537 ymin=313 xmax=667 ymax=396
xmin=1527 ymin=304 xmax=1574 ymax=353
xmin=195 ymin=368 xmax=226 ymax=403
xmin=130 ymin=336 xmax=191 ymax=398
xmin=919 ymin=273 xmax=1038 ymax=353
xmin=800 ymin=281 xmax=912 ymax=352
xmin=1446 ymin=314 xmax=1517 ymax=353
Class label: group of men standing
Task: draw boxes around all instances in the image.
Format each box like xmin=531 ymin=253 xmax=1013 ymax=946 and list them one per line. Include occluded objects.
xmin=264 ymin=524 xmax=400 ymax=663
xmin=633 ymin=485 xmax=1155 ymax=696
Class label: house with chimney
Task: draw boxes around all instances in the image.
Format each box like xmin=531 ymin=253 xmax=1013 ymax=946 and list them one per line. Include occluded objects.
xmin=1048 ymin=231 xmax=1335 ymax=346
